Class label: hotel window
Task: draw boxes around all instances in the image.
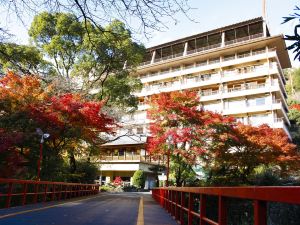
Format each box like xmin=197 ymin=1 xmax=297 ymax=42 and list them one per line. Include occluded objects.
xmin=172 ymin=42 xmax=185 ymax=56
xmin=208 ymin=33 xmax=222 ymax=46
xmin=252 ymin=48 xmax=265 ymax=55
xmin=224 ymin=54 xmax=235 ymax=61
xmin=185 ymin=63 xmax=194 ymax=69
xmin=162 ymin=46 xmax=172 ymax=59
xmin=119 ymin=149 xmax=125 ymax=156
xmin=247 ymin=97 xmax=265 ymax=107
xmin=196 ymin=60 xmax=207 ymax=66
xmin=209 ymin=57 xmax=220 ymax=64
xmin=172 ymin=66 xmax=181 ymax=72
xmin=128 ymin=128 xmax=133 ymax=134
xmin=187 ymin=39 xmax=196 ymax=52
xmin=249 ymin=114 xmax=269 ymax=126
xmin=236 ymin=25 xmax=249 ymax=39
xmin=226 ymin=99 xmax=245 ymax=109
xmin=245 ymin=81 xmax=258 ymax=89
xmin=196 ymin=36 xmax=208 ymax=48
xmin=225 ymin=29 xmax=235 ymax=42
xmin=137 ymin=127 xmax=144 ymax=134
xmin=201 ymin=74 xmax=211 ymax=81
xmin=237 ymin=51 xmax=251 ymax=58
xmin=249 ymin=22 xmax=263 ymax=36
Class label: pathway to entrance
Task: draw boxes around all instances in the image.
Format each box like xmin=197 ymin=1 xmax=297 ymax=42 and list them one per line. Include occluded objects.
xmin=0 ymin=192 xmax=177 ymax=225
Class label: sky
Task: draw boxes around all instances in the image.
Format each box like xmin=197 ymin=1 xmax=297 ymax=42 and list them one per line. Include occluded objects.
xmin=0 ymin=0 xmax=299 ymax=66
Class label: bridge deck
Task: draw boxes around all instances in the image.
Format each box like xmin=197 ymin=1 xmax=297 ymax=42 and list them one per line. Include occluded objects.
xmin=0 ymin=192 xmax=177 ymax=225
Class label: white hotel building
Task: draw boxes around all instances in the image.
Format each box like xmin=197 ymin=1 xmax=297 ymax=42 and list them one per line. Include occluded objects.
xmin=98 ymin=17 xmax=291 ymax=187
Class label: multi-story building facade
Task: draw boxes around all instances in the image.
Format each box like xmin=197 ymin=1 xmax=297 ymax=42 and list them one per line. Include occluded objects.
xmin=98 ymin=17 xmax=291 ymax=187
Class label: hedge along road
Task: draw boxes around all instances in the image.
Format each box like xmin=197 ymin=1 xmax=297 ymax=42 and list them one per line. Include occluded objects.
xmin=0 ymin=192 xmax=178 ymax=225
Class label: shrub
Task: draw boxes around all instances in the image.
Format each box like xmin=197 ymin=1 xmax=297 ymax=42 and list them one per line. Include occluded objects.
xmin=132 ymin=170 xmax=146 ymax=188
xmin=100 ymin=185 xmax=113 ymax=192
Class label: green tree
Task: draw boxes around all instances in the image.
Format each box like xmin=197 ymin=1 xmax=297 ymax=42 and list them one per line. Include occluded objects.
xmin=285 ymin=68 xmax=300 ymax=96
xmin=29 ymin=12 xmax=144 ymax=108
xmin=132 ymin=170 xmax=146 ymax=188
xmin=74 ymin=19 xmax=144 ymax=108
xmin=0 ymin=43 xmax=55 ymax=76
xmin=170 ymin=154 xmax=197 ymax=186
xmin=29 ymin=12 xmax=84 ymax=79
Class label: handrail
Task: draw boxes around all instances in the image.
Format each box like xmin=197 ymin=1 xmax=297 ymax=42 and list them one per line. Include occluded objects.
xmin=0 ymin=178 xmax=99 ymax=208
xmin=152 ymin=186 xmax=300 ymax=225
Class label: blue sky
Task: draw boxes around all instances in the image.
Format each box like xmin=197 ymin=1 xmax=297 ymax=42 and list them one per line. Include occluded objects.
xmin=0 ymin=0 xmax=299 ymax=66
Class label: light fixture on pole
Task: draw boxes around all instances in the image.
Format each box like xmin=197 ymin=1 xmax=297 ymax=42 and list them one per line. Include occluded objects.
xmin=36 ymin=128 xmax=50 ymax=181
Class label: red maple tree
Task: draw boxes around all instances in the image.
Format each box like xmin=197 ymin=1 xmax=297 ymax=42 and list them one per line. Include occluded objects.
xmin=147 ymin=90 xmax=234 ymax=164
xmin=0 ymin=72 xmax=117 ymax=178
xmin=147 ymin=90 xmax=299 ymax=185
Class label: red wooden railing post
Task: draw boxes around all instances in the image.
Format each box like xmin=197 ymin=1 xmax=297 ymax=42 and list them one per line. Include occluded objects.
xmin=180 ymin=191 xmax=184 ymax=225
xmin=43 ymin=184 xmax=48 ymax=202
xmin=22 ymin=183 xmax=28 ymax=206
xmin=5 ymin=182 xmax=13 ymax=208
xmin=33 ymin=183 xmax=39 ymax=203
xmin=51 ymin=184 xmax=55 ymax=201
xmin=254 ymin=200 xmax=267 ymax=225
xmin=175 ymin=191 xmax=178 ymax=220
xmin=188 ymin=193 xmax=193 ymax=225
xmin=218 ymin=196 xmax=227 ymax=225
xmin=200 ymin=194 xmax=206 ymax=225
xmin=58 ymin=184 xmax=62 ymax=200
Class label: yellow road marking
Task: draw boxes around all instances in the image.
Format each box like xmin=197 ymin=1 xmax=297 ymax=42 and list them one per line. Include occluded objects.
xmin=136 ymin=197 xmax=144 ymax=225
xmin=0 ymin=195 xmax=101 ymax=220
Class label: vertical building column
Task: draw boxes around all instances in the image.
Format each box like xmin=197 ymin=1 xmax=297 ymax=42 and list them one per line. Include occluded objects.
xmin=262 ymin=0 xmax=267 ymax=37
xmin=151 ymin=51 xmax=156 ymax=64
xmin=183 ymin=42 xmax=188 ymax=56
xmin=221 ymin=32 xmax=225 ymax=47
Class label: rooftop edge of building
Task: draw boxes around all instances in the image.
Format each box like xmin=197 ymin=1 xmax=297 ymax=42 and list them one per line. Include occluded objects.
xmin=146 ymin=17 xmax=265 ymax=51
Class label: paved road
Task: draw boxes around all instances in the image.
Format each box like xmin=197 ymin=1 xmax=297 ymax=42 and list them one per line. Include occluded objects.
xmin=0 ymin=192 xmax=177 ymax=225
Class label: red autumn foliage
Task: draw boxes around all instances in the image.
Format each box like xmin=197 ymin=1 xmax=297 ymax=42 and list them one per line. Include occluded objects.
xmin=29 ymin=93 xmax=116 ymax=143
xmin=0 ymin=72 xmax=117 ymax=177
xmin=147 ymin=90 xmax=299 ymax=182
xmin=147 ymin=90 xmax=235 ymax=164
xmin=113 ymin=176 xmax=123 ymax=186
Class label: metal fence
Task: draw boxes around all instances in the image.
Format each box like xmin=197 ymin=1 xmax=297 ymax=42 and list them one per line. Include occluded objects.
xmin=152 ymin=186 xmax=300 ymax=225
xmin=0 ymin=178 xmax=99 ymax=208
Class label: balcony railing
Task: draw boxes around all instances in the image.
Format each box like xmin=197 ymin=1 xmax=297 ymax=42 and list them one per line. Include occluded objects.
xmin=225 ymin=33 xmax=264 ymax=46
xmin=227 ymin=83 xmax=265 ymax=93
xmin=100 ymin=155 xmax=166 ymax=165
xmin=154 ymin=52 xmax=184 ymax=63
xmin=187 ymin=43 xmax=222 ymax=55
xmin=152 ymin=186 xmax=300 ymax=225
xmin=201 ymin=90 xmax=219 ymax=97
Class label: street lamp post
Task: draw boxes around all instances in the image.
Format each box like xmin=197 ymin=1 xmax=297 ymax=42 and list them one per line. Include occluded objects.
xmin=166 ymin=135 xmax=172 ymax=187
xmin=36 ymin=128 xmax=50 ymax=181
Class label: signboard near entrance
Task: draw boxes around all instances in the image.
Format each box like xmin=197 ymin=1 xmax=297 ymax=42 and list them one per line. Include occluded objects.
xmin=158 ymin=173 xmax=167 ymax=181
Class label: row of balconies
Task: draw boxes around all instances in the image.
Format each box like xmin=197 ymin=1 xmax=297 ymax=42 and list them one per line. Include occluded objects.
xmin=137 ymin=67 xmax=287 ymax=100
xmin=140 ymin=33 xmax=264 ymax=66
xmin=139 ymin=49 xmax=277 ymax=83
xmin=137 ymin=79 xmax=286 ymax=106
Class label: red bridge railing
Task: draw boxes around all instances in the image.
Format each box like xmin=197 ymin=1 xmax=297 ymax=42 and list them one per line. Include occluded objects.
xmin=152 ymin=186 xmax=300 ymax=225
xmin=0 ymin=178 xmax=99 ymax=208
